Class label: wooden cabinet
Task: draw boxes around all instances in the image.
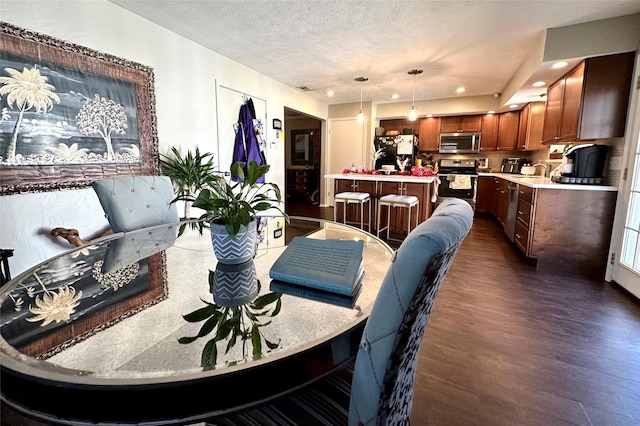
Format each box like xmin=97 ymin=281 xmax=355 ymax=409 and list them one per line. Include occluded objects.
xmin=515 ymin=186 xmax=616 ymax=279
xmin=378 ymin=181 xmax=429 ymax=236
xmin=493 ymin=178 xmax=509 ymax=228
xmin=379 ymin=119 xmax=418 ymax=135
xmin=542 ymin=52 xmax=635 ymax=143
xmin=517 ymin=103 xmax=530 ymax=150
xmin=440 ymin=115 xmax=481 ymax=133
xmin=479 ymin=114 xmax=499 ymax=152
xmin=475 ymin=176 xmax=496 ymax=213
xmin=418 ymin=117 xmax=441 ymax=151
xmin=496 ymin=111 xmax=520 ymax=151
xmin=513 ymin=185 xmax=534 ymax=253
xmin=518 ymin=102 xmax=546 ymax=151
xmin=287 ymin=169 xmax=316 ymax=200
xmin=334 ymin=179 xmax=376 ymax=230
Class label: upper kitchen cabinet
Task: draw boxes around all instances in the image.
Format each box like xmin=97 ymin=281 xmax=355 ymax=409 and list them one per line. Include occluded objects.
xmin=496 ymin=110 xmax=520 ymax=150
xmin=479 ymin=113 xmax=499 ymax=151
xmin=379 ymin=119 xmax=419 ymax=135
xmin=418 ymin=116 xmax=441 ymax=151
xmin=518 ymin=102 xmax=546 ymax=150
xmin=542 ymin=52 xmax=635 ymax=143
xmin=440 ymin=115 xmax=482 ymax=133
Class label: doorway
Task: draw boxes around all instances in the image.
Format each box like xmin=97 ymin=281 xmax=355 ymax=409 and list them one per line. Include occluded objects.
xmin=284 ymin=108 xmax=322 ymax=213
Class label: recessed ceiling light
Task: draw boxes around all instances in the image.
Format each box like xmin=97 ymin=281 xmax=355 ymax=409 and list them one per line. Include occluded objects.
xmin=391 ymin=94 xmax=399 ymax=99
xmin=532 ymin=81 xmax=546 ymax=87
xmin=487 ymin=110 xmax=495 ymax=114
xmin=326 ymin=90 xmax=334 ymax=97
xmin=552 ymin=61 xmax=568 ymax=69
xmin=456 ymin=87 xmax=465 ymax=94
xmin=426 ymin=114 xmax=433 ymax=118
xmin=509 ymin=104 xmax=519 ymax=109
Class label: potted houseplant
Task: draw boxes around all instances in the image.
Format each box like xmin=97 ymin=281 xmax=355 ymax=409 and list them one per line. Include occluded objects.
xmin=192 ymin=160 xmax=288 ymax=264
xmin=160 ymin=146 xmax=217 ymax=220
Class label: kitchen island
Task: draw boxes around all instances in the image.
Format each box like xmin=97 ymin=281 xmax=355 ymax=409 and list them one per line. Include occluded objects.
xmin=325 ymin=173 xmax=439 ymax=238
xmin=477 ymin=172 xmax=617 ymax=279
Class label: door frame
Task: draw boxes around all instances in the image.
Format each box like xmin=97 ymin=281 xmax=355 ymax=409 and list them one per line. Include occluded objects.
xmin=606 ymin=51 xmax=640 ymax=298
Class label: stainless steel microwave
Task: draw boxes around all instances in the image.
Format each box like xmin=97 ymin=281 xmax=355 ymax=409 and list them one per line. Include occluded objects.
xmin=439 ymin=133 xmax=481 ymax=154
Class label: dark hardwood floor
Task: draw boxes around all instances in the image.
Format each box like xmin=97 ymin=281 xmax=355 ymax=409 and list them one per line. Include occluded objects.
xmin=287 ymin=200 xmax=640 ymax=425
xmin=3 ymin=200 xmax=639 ymax=425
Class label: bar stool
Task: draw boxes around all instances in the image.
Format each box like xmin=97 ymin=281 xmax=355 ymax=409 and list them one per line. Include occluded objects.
xmin=377 ymin=194 xmax=419 ymax=241
xmin=334 ymin=192 xmax=371 ymax=232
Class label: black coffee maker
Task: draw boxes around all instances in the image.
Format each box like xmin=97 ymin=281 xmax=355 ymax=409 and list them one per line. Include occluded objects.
xmin=555 ymin=144 xmax=609 ymax=184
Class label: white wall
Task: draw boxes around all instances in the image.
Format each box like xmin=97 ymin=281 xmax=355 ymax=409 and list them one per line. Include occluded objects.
xmin=0 ymin=0 xmax=328 ymax=275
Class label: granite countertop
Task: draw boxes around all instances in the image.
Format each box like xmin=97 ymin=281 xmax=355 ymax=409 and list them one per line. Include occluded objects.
xmin=479 ymin=172 xmax=617 ymax=191
xmin=324 ymin=173 xmax=438 ymax=183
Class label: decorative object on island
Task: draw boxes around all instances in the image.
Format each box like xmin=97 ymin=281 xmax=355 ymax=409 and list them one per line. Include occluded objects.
xmin=192 ymin=160 xmax=288 ymax=264
xmin=407 ymin=69 xmax=423 ymax=121
xmin=354 ymin=76 xmax=368 ymax=124
xmin=269 ymin=237 xmax=364 ymax=307
xmin=179 ymin=275 xmax=282 ymax=370
xmin=160 ymin=146 xmax=217 ymax=221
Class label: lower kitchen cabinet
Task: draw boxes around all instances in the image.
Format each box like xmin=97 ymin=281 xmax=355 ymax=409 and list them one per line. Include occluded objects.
xmin=476 ymin=176 xmax=496 ymax=213
xmin=477 ymin=176 xmax=616 ymax=279
xmin=334 ymin=179 xmax=376 ymax=231
xmin=493 ymin=178 xmax=509 ymax=228
xmin=332 ymin=178 xmax=433 ymax=237
xmin=513 ymin=185 xmax=533 ymax=253
xmin=377 ymin=181 xmax=430 ymax=236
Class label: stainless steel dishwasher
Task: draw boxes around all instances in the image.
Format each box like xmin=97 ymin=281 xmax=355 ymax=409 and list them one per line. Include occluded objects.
xmin=505 ymin=181 xmax=519 ymax=241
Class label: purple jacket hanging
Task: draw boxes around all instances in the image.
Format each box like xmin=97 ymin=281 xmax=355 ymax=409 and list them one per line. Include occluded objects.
xmin=231 ymin=103 xmax=266 ymax=183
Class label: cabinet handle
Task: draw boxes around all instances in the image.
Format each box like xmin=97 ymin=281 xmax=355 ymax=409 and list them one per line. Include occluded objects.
xmin=515 ymin=233 xmax=522 ymax=239
xmin=518 ymin=210 xmax=523 ymax=215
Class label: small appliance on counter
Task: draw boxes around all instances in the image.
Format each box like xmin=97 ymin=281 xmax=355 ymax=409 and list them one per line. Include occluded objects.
xmin=477 ymin=157 xmax=490 ymax=172
xmin=551 ymin=144 xmax=609 ymax=185
xmin=500 ymin=158 xmax=526 ymax=174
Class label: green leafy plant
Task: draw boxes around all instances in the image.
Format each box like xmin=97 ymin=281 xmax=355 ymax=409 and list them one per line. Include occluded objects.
xmin=160 ymin=146 xmax=217 ymax=208
xmin=192 ymin=160 xmax=288 ymax=237
xmin=178 ymin=278 xmax=282 ymax=370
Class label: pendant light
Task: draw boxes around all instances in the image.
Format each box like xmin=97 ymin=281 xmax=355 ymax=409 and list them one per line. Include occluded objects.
xmin=407 ymin=69 xmax=423 ymax=121
xmin=355 ymin=76 xmax=368 ymax=123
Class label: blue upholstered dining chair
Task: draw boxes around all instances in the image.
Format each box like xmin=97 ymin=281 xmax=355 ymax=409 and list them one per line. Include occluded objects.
xmin=211 ymin=197 xmax=474 ymax=426
xmin=92 ymin=175 xmax=180 ymax=233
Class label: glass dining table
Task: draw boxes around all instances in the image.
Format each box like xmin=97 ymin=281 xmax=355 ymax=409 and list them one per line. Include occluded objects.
xmin=0 ymin=216 xmax=394 ymax=425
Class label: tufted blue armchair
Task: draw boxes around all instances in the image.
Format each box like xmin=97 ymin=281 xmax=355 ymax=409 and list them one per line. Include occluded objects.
xmin=212 ymin=197 xmax=474 ymax=425
xmin=92 ymin=175 xmax=180 ymax=233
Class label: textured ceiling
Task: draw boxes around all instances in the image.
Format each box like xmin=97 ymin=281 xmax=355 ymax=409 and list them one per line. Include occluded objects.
xmin=109 ymin=0 xmax=640 ymax=107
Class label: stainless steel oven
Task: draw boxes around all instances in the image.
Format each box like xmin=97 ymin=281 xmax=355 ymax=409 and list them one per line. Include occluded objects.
xmin=436 ymin=159 xmax=478 ymax=210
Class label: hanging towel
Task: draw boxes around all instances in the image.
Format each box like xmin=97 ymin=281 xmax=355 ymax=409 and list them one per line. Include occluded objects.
xmin=232 ymin=102 xmax=266 ymax=183
xmin=450 ymin=175 xmax=471 ymax=190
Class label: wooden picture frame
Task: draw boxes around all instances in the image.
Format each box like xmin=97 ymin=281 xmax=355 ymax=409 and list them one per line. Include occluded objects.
xmin=291 ymin=129 xmax=313 ymax=166
xmin=0 ymin=22 xmax=159 ymax=195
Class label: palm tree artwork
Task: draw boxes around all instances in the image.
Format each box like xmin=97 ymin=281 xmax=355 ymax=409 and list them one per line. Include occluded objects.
xmin=0 ymin=66 xmax=60 ymax=162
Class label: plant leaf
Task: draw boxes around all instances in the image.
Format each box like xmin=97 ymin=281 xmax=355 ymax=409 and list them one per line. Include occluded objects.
xmin=178 ymin=336 xmax=198 ymax=344
xmin=252 ymin=292 xmax=281 ymax=309
xmin=183 ymin=304 xmax=216 ymax=322
xmin=201 ymin=338 xmax=217 ymax=370
xmin=264 ymin=337 xmax=280 ymax=350
xmin=197 ymin=312 xmax=221 ymax=337
xmin=251 ymin=323 xmax=262 ymax=357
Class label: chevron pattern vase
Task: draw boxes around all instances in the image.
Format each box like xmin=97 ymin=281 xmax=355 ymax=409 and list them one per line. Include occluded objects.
xmin=210 ymin=219 xmax=257 ymax=265
xmin=213 ymin=260 xmax=258 ymax=307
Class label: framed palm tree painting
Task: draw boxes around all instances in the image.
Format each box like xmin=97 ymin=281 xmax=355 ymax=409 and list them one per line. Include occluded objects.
xmin=0 ymin=22 xmax=159 ymax=195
